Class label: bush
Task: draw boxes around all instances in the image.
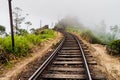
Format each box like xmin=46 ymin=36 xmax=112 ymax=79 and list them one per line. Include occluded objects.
xmin=0 ymin=38 xmax=3 ymax=48
xmin=108 ymin=39 xmax=120 ymax=55
xmin=42 ymin=29 xmax=55 ymax=35
xmin=26 ymin=34 xmax=41 ymax=45
xmin=81 ymin=30 xmax=102 ymax=44
xmin=0 ymin=29 xmax=56 ymax=58
xmin=1 ymin=36 xmax=30 ymax=57
xmin=39 ymin=29 xmax=55 ymax=41
xmin=26 ymin=29 xmax=55 ymax=44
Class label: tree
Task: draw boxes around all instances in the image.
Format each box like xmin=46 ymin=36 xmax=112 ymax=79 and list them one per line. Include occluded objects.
xmin=25 ymin=21 xmax=32 ymax=31
xmin=30 ymin=28 xmax=35 ymax=33
xmin=0 ymin=25 xmax=5 ymax=35
xmin=13 ymin=7 xmax=32 ymax=35
xmin=18 ymin=29 xmax=28 ymax=35
xmin=110 ymin=25 xmax=119 ymax=40
xmin=13 ymin=7 xmax=25 ymax=34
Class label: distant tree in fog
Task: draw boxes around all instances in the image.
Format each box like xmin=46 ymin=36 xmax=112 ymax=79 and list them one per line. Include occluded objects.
xmin=110 ymin=25 xmax=120 ymax=40
xmin=0 ymin=25 xmax=5 ymax=35
xmin=94 ymin=20 xmax=107 ymax=36
xmin=25 ymin=21 xmax=32 ymax=31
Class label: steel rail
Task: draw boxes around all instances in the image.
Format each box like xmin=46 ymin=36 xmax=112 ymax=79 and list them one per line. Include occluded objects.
xmin=29 ymin=38 xmax=65 ymax=80
xmin=75 ymin=36 xmax=92 ymax=80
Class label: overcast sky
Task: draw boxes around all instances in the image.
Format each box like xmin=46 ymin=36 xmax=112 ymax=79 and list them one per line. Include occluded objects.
xmin=0 ymin=0 xmax=120 ymax=33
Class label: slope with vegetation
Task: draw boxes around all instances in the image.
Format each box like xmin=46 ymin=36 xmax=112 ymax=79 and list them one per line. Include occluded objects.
xmin=54 ymin=16 xmax=120 ymax=56
xmin=54 ymin=16 xmax=120 ymax=79
xmin=0 ymin=28 xmax=56 ymax=65
xmin=0 ymin=6 xmax=57 ymax=65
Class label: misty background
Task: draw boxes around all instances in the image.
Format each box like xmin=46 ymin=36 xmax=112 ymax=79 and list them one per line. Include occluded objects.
xmin=0 ymin=0 xmax=120 ymax=34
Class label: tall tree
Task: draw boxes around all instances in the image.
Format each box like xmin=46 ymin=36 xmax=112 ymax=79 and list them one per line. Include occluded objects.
xmin=13 ymin=7 xmax=32 ymax=35
xmin=110 ymin=25 xmax=120 ymax=40
xmin=13 ymin=7 xmax=25 ymax=34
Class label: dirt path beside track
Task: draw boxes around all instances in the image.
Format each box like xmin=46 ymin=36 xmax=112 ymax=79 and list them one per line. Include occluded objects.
xmin=0 ymin=32 xmax=63 ymax=80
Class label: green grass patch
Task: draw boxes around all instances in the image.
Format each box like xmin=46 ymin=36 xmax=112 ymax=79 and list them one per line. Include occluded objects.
xmin=0 ymin=29 xmax=56 ymax=58
xmin=66 ymin=26 xmax=81 ymax=34
xmin=1 ymin=36 xmax=30 ymax=57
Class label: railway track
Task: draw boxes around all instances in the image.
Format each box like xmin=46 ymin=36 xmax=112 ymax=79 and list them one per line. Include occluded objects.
xmin=29 ymin=33 xmax=106 ymax=80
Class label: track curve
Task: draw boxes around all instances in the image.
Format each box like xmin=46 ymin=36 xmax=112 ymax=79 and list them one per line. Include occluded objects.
xmin=29 ymin=33 xmax=106 ymax=80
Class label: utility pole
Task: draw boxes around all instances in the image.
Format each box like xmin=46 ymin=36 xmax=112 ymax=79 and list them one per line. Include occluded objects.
xmin=8 ymin=0 xmax=14 ymax=50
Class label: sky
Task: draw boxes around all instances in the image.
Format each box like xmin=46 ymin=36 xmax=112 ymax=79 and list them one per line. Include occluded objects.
xmin=0 ymin=0 xmax=120 ymax=33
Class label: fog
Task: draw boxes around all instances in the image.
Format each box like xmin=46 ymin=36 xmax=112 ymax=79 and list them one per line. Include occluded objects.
xmin=0 ymin=0 xmax=120 ymax=33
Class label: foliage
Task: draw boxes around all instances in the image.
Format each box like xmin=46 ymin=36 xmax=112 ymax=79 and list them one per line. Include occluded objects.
xmin=26 ymin=34 xmax=41 ymax=45
xmin=34 ymin=25 xmax=49 ymax=35
xmin=30 ymin=28 xmax=35 ymax=33
xmin=81 ymin=30 xmax=102 ymax=44
xmin=110 ymin=25 xmax=120 ymax=40
xmin=108 ymin=39 xmax=120 ymax=55
xmin=0 ymin=29 xmax=56 ymax=57
xmin=0 ymin=25 xmax=5 ymax=35
xmin=13 ymin=7 xmax=25 ymax=34
xmin=66 ymin=26 xmax=81 ymax=33
xmin=38 ymin=29 xmax=55 ymax=41
xmin=18 ymin=29 xmax=28 ymax=36
xmin=13 ymin=7 xmax=32 ymax=35
xmin=25 ymin=21 xmax=32 ymax=31
xmin=65 ymin=26 xmax=102 ymax=44
xmin=1 ymin=36 xmax=29 ymax=57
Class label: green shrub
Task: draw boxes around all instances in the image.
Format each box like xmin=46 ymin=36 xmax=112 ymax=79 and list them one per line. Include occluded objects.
xmin=81 ymin=30 xmax=102 ymax=44
xmin=39 ymin=29 xmax=55 ymax=41
xmin=1 ymin=36 xmax=30 ymax=57
xmin=42 ymin=29 xmax=55 ymax=35
xmin=26 ymin=34 xmax=41 ymax=45
xmin=26 ymin=29 xmax=55 ymax=44
xmin=14 ymin=36 xmax=30 ymax=57
xmin=0 ymin=38 xmax=3 ymax=47
xmin=0 ymin=29 xmax=56 ymax=58
xmin=108 ymin=39 xmax=120 ymax=55
xmin=1 ymin=36 xmax=12 ymax=52
xmin=40 ymin=33 xmax=55 ymax=40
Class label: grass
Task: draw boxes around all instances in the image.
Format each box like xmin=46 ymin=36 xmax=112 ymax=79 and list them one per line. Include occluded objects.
xmin=66 ymin=27 xmax=102 ymax=44
xmin=80 ymin=30 xmax=102 ymax=44
xmin=0 ymin=29 xmax=56 ymax=58
xmin=66 ymin=26 xmax=81 ymax=34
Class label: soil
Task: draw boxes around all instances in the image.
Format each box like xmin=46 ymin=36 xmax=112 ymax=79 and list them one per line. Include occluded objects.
xmin=92 ymin=44 xmax=120 ymax=80
xmin=1 ymin=32 xmax=119 ymax=80
xmin=0 ymin=32 xmax=63 ymax=80
xmin=73 ymin=32 xmax=120 ymax=80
